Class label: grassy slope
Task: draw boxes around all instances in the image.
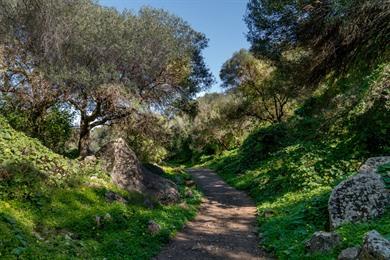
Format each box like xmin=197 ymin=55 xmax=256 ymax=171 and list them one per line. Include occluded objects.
xmin=0 ymin=116 xmax=201 ymax=259
xmin=200 ymin=61 xmax=390 ymax=259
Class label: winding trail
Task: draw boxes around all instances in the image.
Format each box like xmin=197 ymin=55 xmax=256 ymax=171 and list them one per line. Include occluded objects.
xmin=156 ymin=168 xmax=270 ymax=260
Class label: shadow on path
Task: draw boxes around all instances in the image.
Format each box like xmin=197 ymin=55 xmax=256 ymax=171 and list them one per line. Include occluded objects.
xmin=155 ymin=168 xmax=271 ymax=260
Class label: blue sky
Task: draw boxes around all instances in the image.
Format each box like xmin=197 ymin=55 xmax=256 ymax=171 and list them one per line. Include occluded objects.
xmin=99 ymin=0 xmax=250 ymax=93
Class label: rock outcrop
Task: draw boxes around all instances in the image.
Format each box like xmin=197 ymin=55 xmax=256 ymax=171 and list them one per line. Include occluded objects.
xmin=328 ymin=157 xmax=390 ymax=229
xmin=305 ymin=231 xmax=341 ymax=253
xmin=141 ymin=164 xmax=180 ymax=204
xmin=97 ymin=138 xmax=179 ymax=204
xmin=359 ymin=230 xmax=390 ymax=260
xmin=96 ymin=138 xmax=145 ymax=192
xmin=338 ymin=246 xmax=360 ymax=260
xmin=359 ymin=157 xmax=390 ymax=174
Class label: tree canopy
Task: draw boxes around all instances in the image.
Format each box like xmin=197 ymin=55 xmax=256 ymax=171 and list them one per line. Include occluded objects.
xmin=220 ymin=49 xmax=300 ymax=123
xmin=0 ymin=0 xmax=212 ymax=156
xmin=245 ymin=0 xmax=389 ymax=82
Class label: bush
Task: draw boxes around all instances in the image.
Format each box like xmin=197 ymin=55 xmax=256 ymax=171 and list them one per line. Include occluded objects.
xmin=202 ymin=60 xmax=389 ymax=259
xmin=239 ymin=123 xmax=287 ymax=165
xmin=0 ymin=115 xmax=202 ymax=259
xmin=40 ymin=107 xmax=73 ymax=154
xmin=350 ymin=98 xmax=390 ymax=155
xmin=0 ymin=107 xmax=73 ymax=154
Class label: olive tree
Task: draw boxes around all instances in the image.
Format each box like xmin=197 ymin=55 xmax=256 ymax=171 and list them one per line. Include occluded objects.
xmin=0 ymin=0 xmax=212 ymax=157
xmin=220 ymin=49 xmax=297 ymax=123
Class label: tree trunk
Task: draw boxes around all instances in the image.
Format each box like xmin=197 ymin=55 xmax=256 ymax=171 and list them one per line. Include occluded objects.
xmin=78 ymin=122 xmax=90 ymax=158
xmin=30 ymin=111 xmax=41 ymax=135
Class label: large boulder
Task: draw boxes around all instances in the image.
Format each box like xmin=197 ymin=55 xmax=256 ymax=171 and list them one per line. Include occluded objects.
xmin=359 ymin=157 xmax=390 ymax=174
xmin=338 ymin=247 xmax=361 ymax=260
xmin=96 ymin=138 xmax=145 ymax=192
xmin=359 ymin=230 xmax=390 ymax=260
xmin=328 ymin=157 xmax=389 ymax=229
xmin=305 ymin=231 xmax=341 ymax=253
xmin=96 ymin=138 xmax=179 ymax=204
xmin=141 ymin=164 xmax=180 ymax=204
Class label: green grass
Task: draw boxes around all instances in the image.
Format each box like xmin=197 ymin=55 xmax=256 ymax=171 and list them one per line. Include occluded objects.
xmin=202 ymin=143 xmax=389 ymax=259
xmin=0 ymin=184 xmax=201 ymax=259
xmin=198 ymin=61 xmax=390 ymax=259
xmin=0 ymin=116 xmax=202 ymax=259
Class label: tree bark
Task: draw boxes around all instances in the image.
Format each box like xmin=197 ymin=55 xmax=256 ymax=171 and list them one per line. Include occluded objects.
xmin=30 ymin=105 xmax=47 ymax=137
xmin=78 ymin=121 xmax=91 ymax=158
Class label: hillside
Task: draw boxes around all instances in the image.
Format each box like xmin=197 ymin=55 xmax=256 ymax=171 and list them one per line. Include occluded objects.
xmin=200 ymin=59 xmax=390 ymax=258
xmin=1 ymin=0 xmax=389 ymax=259
xmin=0 ymin=116 xmax=201 ymax=259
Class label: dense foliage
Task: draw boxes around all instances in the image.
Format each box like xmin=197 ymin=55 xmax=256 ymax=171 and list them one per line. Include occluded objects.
xmin=167 ymin=92 xmax=257 ymax=163
xmin=0 ymin=106 xmax=73 ymax=154
xmin=0 ymin=1 xmax=209 ymax=258
xmin=245 ymin=0 xmax=389 ymax=70
xmin=0 ymin=0 xmax=389 ymax=258
xmin=201 ymin=58 xmax=389 ymax=258
xmin=0 ymin=0 xmax=212 ymax=157
xmin=177 ymin=0 xmax=390 ymax=259
xmin=0 ymin=116 xmax=201 ymax=258
xmin=220 ymin=49 xmax=306 ymax=123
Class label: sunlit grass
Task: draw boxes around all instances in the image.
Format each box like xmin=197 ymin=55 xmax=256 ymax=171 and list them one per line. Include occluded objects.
xmin=0 ymin=116 xmax=201 ymax=259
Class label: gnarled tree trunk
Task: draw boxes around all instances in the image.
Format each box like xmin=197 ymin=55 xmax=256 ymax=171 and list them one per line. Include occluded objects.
xmin=78 ymin=122 xmax=91 ymax=158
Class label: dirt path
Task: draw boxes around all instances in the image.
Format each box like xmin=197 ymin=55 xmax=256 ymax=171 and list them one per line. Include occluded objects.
xmin=155 ymin=168 xmax=270 ymax=260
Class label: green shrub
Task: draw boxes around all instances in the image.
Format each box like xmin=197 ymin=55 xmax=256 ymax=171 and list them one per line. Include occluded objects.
xmin=0 ymin=107 xmax=73 ymax=154
xmin=0 ymin=161 xmax=47 ymax=201
xmin=0 ymin=116 xmax=202 ymax=259
xmin=39 ymin=107 xmax=73 ymax=154
xmin=238 ymin=123 xmax=287 ymax=166
xmin=200 ymin=60 xmax=389 ymax=259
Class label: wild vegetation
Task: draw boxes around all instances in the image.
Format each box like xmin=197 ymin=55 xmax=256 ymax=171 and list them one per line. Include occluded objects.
xmin=0 ymin=0 xmax=207 ymax=258
xmin=0 ymin=116 xmax=202 ymax=258
xmin=0 ymin=0 xmax=389 ymax=259
xmin=0 ymin=0 xmax=212 ymax=158
xmin=188 ymin=0 xmax=389 ymax=258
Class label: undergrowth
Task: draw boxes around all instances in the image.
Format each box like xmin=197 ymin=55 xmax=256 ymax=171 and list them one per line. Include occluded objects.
xmin=199 ymin=60 xmax=390 ymax=259
xmin=0 ymin=116 xmax=201 ymax=259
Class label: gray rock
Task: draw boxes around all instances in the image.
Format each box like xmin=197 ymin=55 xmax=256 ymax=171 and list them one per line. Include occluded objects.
xmin=338 ymin=246 xmax=361 ymax=260
xmin=147 ymin=220 xmax=161 ymax=235
xmin=359 ymin=230 xmax=390 ymax=260
xmin=105 ymin=191 xmax=128 ymax=203
xmin=305 ymin=231 xmax=341 ymax=253
xmin=142 ymin=164 xmax=180 ymax=204
xmin=328 ymin=157 xmax=389 ymax=229
xmin=96 ymin=138 xmax=146 ymax=192
xmin=142 ymin=163 xmax=165 ymax=176
xmin=359 ymin=157 xmax=390 ymax=175
xmin=97 ymin=138 xmax=179 ymax=204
